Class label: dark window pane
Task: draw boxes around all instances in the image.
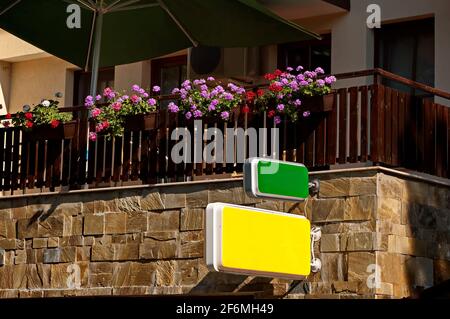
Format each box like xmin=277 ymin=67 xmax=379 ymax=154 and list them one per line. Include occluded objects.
xmin=375 ymin=18 xmax=434 ymax=96
xmin=278 ymin=34 xmax=331 ymax=73
xmin=73 ymin=68 xmax=114 ymax=106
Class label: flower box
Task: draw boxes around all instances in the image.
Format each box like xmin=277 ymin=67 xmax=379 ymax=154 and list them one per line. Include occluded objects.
xmin=23 ymin=120 xmax=77 ymax=140
xmin=301 ymin=93 xmax=335 ymax=113
xmin=123 ymin=112 xmax=158 ymax=131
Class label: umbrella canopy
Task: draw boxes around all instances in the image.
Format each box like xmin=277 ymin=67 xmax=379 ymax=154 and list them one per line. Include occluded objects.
xmin=0 ymin=0 xmax=319 ymax=66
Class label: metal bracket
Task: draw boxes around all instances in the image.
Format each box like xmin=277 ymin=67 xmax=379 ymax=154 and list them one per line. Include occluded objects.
xmin=310 ymin=226 xmax=322 ymax=273
xmin=311 ymin=258 xmax=322 ymax=273
xmin=309 ymin=179 xmax=320 ymax=197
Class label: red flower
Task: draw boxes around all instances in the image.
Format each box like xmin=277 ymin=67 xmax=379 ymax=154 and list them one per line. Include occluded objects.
xmin=50 ymin=119 xmax=60 ymax=128
xmin=25 ymin=112 xmax=33 ymax=120
xmin=3 ymin=121 xmax=10 ymax=128
xmin=274 ymin=69 xmax=283 ymax=76
xmin=268 ymin=110 xmax=276 ymax=118
xmin=26 ymin=121 xmax=33 ymax=128
xmin=264 ymin=73 xmax=277 ymax=81
xmin=246 ymin=91 xmax=256 ymax=102
xmin=102 ymin=121 xmax=110 ymax=129
xmin=269 ymin=83 xmax=282 ymax=93
xmin=257 ymin=89 xmax=265 ymax=97
xmin=5 ymin=113 xmax=11 ymax=119
xmin=242 ymin=105 xmax=250 ymax=114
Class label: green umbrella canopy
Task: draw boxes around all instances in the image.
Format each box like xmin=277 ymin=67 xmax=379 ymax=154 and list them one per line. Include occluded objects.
xmin=0 ymin=0 xmax=319 ymax=69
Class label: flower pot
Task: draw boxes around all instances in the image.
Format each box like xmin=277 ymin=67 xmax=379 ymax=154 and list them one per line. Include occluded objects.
xmin=302 ymin=94 xmax=335 ymax=113
xmin=123 ymin=112 xmax=158 ymax=131
xmin=23 ymin=120 xmax=77 ymax=140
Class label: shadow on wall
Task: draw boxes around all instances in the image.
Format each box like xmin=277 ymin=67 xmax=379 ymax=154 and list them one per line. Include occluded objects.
xmin=394 ymin=179 xmax=450 ymax=298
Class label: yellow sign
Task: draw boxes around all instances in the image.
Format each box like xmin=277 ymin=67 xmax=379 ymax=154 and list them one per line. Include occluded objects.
xmin=206 ymin=203 xmax=311 ymax=279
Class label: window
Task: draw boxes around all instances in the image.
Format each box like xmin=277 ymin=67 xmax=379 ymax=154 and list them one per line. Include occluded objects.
xmin=73 ymin=67 xmax=115 ymax=106
xmin=277 ymin=34 xmax=331 ymax=74
xmin=375 ymin=18 xmax=435 ymax=96
xmin=151 ymin=55 xmax=187 ymax=108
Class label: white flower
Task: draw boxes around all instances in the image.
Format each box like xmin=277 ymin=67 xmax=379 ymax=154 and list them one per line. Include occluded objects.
xmin=42 ymin=100 xmax=51 ymax=107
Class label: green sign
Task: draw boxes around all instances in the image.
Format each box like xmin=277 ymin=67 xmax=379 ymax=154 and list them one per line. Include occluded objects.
xmin=244 ymin=158 xmax=309 ymax=201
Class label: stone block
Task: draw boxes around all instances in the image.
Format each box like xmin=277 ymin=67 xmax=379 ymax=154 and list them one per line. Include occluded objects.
xmin=76 ymin=247 xmax=91 ymax=261
xmin=255 ymin=201 xmax=284 ymax=211
xmin=177 ymin=259 xmax=200 ymax=286
xmin=376 ymin=252 xmax=408 ymax=286
xmin=377 ymin=197 xmax=401 ymax=224
xmin=54 ymin=202 xmax=83 ymax=217
xmin=341 ymin=232 xmax=387 ymax=252
xmin=378 ymin=174 xmax=404 ymax=199
xmin=126 ymin=211 xmax=148 ymax=233
xmin=319 ymin=177 xmax=351 ymax=198
xmin=320 ymin=234 xmax=340 ymax=252
xmin=111 ymin=262 xmax=132 ymax=287
xmin=0 ymin=239 xmax=23 ymax=250
xmin=208 ymin=183 xmax=245 ymax=204
xmin=114 ymin=244 xmax=139 ymax=260
xmin=162 ymin=191 xmax=186 ymax=209
xmin=130 ymin=262 xmax=157 ymax=286
xmin=0 ymin=220 xmax=16 ymax=239
xmin=91 ymin=245 xmax=114 ymax=261
xmin=186 ymin=186 xmax=209 ymax=208
xmin=71 ymin=216 xmax=83 ymax=236
xmin=141 ymin=190 xmax=164 ymax=211
xmin=348 ymin=252 xmax=376 ymax=282
xmin=402 ymin=180 xmax=429 ymax=207
xmin=143 ymin=231 xmax=178 ymax=241
xmin=319 ymin=253 xmax=347 ymax=282
xmin=116 ymin=192 xmax=141 ymax=212
xmin=387 ymin=235 xmax=427 ymax=257
xmin=14 ymin=250 xmax=27 ymax=264
xmin=148 ymin=210 xmax=179 ymax=232
xmin=0 ymin=249 xmax=4 ymax=266
xmin=17 ymin=219 xmax=39 ymax=239
xmin=155 ymin=261 xmax=176 ymax=286
xmin=179 ymin=241 xmax=203 ymax=259
xmin=12 ymin=264 xmax=27 ymax=289
xmin=331 ymin=281 xmax=359 ymax=294
xmin=139 ymin=240 xmax=177 ymax=259
xmin=43 ymin=248 xmax=61 ymax=263
xmin=344 ymin=196 xmax=376 ymax=221
xmin=38 ymin=216 xmax=66 ymax=237
xmin=33 ymin=238 xmax=48 ymax=249
xmin=311 ymin=198 xmax=345 ymax=223
xmin=105 ymin=213 xmax=127 ymax=234
xmin=48 ymin=237 xmax=59 ymax=248
xmin=181 ymin=208 xmax=204 ymax=231
xmin=84 ymin=214 xmax=105 ymax=235
xmin=60 ymin=235 xmax=84 ymax=247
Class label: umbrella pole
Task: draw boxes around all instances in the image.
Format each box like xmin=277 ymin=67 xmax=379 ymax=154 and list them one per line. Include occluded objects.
xmin=89 ymin=12 xmax=103 ymax=97
xmin=83 ymin=11 xmax=103 ymax=188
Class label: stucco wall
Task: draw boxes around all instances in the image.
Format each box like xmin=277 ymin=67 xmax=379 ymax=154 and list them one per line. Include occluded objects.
xmin=8 ymin=57 xmax=76 ymax=113
xmin=0 ymin=168 xmax=449 ymax=299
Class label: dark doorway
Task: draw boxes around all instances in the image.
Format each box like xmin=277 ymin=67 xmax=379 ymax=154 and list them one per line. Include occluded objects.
xmin=375 ymin=18 xmax=435 ymax=96
xmin=277 ymin=33 xmax=331 ymax=73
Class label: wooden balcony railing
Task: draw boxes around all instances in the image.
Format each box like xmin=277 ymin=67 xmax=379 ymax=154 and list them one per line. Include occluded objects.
xmin=0 ymin=68 xmax=449 ymax=195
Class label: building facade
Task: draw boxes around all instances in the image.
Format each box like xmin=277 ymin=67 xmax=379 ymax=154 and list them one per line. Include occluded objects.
xmin=0 ymin=0 xmax=449 ymax=115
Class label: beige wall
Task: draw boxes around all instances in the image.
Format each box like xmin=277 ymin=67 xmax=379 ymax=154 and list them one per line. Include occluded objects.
xmin=0 ymin=61 xmax=11 ymax=115
xmin=8 ymin=57 xmax=76 ymax=113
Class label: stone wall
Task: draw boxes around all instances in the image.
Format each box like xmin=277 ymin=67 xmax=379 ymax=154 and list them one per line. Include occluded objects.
xmin=0 ymin=168 xmax=449 ymax=299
